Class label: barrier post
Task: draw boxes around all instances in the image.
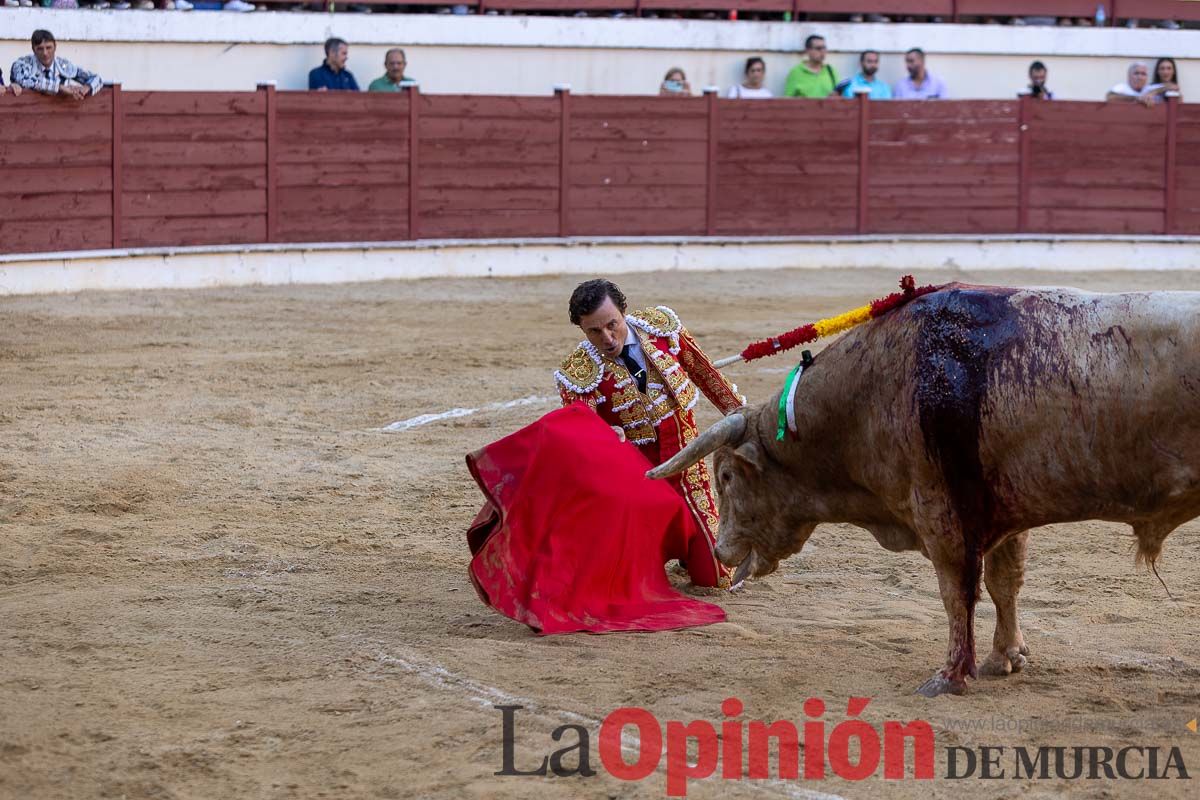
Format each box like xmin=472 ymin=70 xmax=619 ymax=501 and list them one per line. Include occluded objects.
xmin=110 ymin=82 xmax=122 ymax=249
xmin=704 ymin=86 xmax=718 ymax=236
xmin=407 ymin=83 xmax=420 ymax=240
xmin=855 ymin=88 xmax=870 ymax=234
xmin=1165 ymin=91 xmax=1180 ymax=234
xmin=1017 ymin=92 xmax=1032 ymax=233
xmin=556 ymin=84 xmax=571 ymax=237
xmin=258 ymin=82 xmax=277 ymax=243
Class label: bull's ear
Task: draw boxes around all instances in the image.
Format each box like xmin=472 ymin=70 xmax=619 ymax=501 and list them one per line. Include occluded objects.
xmin=733 ymin=441 xmax=764 ymax=476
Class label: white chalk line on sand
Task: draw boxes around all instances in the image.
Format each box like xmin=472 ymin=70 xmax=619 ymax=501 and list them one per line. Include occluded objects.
xmin=380 ymin=395 xmax=556 ymax=432
xmin=365 ymin=641 xmax=844 ymax=800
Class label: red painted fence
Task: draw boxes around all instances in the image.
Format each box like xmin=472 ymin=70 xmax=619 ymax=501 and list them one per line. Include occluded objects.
xmin=0 ymin=87 xmax=1195 ymax=256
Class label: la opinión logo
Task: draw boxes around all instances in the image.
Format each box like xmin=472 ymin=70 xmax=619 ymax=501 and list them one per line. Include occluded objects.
xmin=496 ymin=697 xmax=935 ymax=796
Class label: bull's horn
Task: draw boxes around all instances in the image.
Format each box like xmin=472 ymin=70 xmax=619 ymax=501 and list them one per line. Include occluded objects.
xmin=731 ymin=552 xmax=756 ymax=586
xmin=646 ymin=413 xmax=746 ymax=479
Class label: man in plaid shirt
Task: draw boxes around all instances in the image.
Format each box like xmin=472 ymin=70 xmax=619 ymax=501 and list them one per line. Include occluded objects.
xmin=10 ymin=30 xmax=103 ymax=100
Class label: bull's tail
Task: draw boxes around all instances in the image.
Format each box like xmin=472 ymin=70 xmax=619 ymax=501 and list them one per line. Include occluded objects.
xmin=1132 ymin=521 xmax=1175 ymax=598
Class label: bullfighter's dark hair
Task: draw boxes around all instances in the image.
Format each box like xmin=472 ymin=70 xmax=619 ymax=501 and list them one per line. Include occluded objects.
xmin=31 ymin=30 xmax=55 ymax=47
xmin=569 ymin=279 xmax=627 ymax=326
xmin=324 ymin=37 xmax=348 ymax=56
xmin=805 ymin=34 xmax=826 ymax=50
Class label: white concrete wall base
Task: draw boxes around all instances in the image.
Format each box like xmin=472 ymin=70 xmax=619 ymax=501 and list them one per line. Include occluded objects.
xmin=1 ymin=236 xmax=1197 ymax=296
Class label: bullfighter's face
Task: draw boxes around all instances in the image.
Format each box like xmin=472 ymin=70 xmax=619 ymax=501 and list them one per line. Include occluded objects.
xmin=578 ymin=297 xmax=629 ymax=361
xmin=712 ymin=442 xmax=818 ymax=583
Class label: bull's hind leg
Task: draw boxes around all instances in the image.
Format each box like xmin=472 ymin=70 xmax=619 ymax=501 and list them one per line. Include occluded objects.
xmin=980 ymin=531 xmax=1030 ymax=677
xmin=917 ymin=544 xmax=983 ymax=697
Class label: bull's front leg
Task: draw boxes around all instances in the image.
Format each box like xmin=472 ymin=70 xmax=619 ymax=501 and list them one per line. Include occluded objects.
xmin=917 ymin=541 xmax=982 ymax=697
xmin=980 ymin=530 xmax=1030 ymax=677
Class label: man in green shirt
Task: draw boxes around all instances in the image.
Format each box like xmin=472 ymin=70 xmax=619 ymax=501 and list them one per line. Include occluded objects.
xmin=368 ymin=48 xmax=416 ymax=92
xmin=784 ymin=35 xmax=838 ymax=98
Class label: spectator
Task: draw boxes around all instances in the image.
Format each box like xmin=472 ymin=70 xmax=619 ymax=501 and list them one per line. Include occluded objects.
xmin=1026 ymin=60 xmax=1053 ymax=100
xmin=1150 ymin=57 xmax=1182 ymax=101
xmin=10 ymin=30 xmax=102 ymax=101
xmin=308 ymin=38 xmax=359 ymax=92
xmin=368 ymin=49 xmax=416 ymax=92
xmin=893 ymin=48 xmax=948 ymax=99
xmin=1107 ymin=62 xmax=1161 ymax=107
xmin=842 ymin=50 xmax=892 ymax=99
xmin=659 ymin=67 xmax=692 ymax=97
xmin=0 ymin=68 xmax=19 ymax=96
xmin=727 ymin=57 xmax=772 ymax=99
xmin=785 ymin=35 xmax=838 ymax=98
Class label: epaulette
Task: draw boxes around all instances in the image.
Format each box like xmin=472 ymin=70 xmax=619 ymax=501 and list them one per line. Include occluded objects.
xmin=627 ymin=305 xmax=683 ymax=338
xmin=554 ymin=340 xmax=605 ymax=394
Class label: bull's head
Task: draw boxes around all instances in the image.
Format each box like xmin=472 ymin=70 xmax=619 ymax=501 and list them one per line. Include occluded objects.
xmin=647 ymin=411 xmax=818 ymax=584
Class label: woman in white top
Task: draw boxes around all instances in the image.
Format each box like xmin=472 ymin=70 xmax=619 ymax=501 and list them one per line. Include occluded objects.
xmin=728 ymin=57 xmax=773 ymax=99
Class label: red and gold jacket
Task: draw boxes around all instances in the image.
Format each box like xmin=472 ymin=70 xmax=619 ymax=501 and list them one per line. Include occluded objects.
xmin=553 ymin=306 xmax=745 ymax=447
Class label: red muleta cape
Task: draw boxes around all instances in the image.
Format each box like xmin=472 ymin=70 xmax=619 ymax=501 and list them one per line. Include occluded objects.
xmin=465 ymin=403 xmax=726 ymax=634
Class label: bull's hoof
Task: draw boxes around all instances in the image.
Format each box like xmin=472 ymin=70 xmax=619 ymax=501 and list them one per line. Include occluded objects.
xmin=980 ymin=646 xmax=1029 ymax=677
xmin=916 ymin=671 xmax=967 ymax=697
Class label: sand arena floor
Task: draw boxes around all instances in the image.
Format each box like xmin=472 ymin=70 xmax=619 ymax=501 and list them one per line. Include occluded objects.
xmin=1 ymin=267 xmax=1198 ymax=800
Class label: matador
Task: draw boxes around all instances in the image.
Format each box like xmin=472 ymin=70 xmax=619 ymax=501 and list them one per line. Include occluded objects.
xmin=554 ymin=279 xmax=746 ymax=588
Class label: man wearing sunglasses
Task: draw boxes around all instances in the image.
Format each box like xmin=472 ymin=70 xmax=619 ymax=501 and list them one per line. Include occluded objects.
xmin=784 ymin=34 xmax=839 ymax=98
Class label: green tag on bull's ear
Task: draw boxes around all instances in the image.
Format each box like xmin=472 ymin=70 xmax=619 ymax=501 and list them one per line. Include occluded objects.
xmin=777 ymin=364 xmax=803 ymax=441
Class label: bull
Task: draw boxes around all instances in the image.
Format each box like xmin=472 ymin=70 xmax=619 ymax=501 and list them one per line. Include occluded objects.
xmin=649 ymin=285 xmax=1200 ymax=696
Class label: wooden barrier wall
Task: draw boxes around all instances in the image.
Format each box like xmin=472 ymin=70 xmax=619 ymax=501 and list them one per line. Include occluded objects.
xmin=1 ymin=87 xmax=1196 ymax=257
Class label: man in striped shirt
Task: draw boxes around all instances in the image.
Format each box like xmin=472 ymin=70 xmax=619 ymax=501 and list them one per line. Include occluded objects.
xmin=10 ymin=30 xmax=103 ymax=101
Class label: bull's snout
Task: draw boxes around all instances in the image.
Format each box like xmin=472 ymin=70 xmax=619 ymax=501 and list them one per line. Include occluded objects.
xmin=715 ymin=538 xmax=748 ymax=569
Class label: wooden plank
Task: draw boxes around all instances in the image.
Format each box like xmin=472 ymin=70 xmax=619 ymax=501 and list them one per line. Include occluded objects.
xmin=277 ymin=185 xmax=408 ymax=217
xmin=574 ymin=162 xmax=709 ymax=187
xmin=422 ymin=95 xmax=560 ymax=120
xmin=0 ymin=191 xmax=111 ymax=220
xmin=646 ymin=0 xmax=790 ymax=10
xmin=866 ymin=162 xmax=1015 ymax=187
xmin=1028 ymin=207 xmax=1163 ymax=234
xmin=869 ymin=101 xmax=1017 ymax=122
xmin=717 ymin=185 xmax=859 ymax=209
xmin=714 ymin=208 xmax=857 ymax=236
xmin=570 ymin=139 xmax=709 ymax=164
xmin=276 ymin=218 xmax=408 ymax=243
xmin=484 ymin=0 xmax=635 ymax=9
xmin=1030 ymin=101 xmax=1166 ymax=126
xmin=421 ymin=140 xmax=561 ymax=166
xmin=124 ymin=114 xmax=265 ymax=142
xmin=0 ymin=218 xmax=112 ymax=254
xmin=279 ymin=161 xmax=408 ymax=189
xmin=420 ymin=115 xmax=559 ymax=142
xmin=419 ymin=209 xmax=559 ymax=239
xmin=795 ymin=1 xmax=952 ymax=12
xmin=868 ymin=143 xmax=1018 ymax=165
xmin=277 ymin=113 xmax=408 ymax=143
xmin=0 ymin=165 xmax=112 ymax=194
xmin=571 ymin=185 xmax=706 ymax=210
xmin=421 ymin=164 xmax=556 ymax=190
xmin=716 ymin=161 xmax=859 ymax=181
xmin=111 ymin=83 xmax=122 ymax=248
xmin=571 ymin=97 xmax=708 ymax=119
xmin=0 ymin=92 xmax=112 ymax=115
xmin=277 ymin=90 xmax=409 ymax=116
xmin=1112 ymin=0 xmax=1200 ymax=22
xmin=868 ymin=206 xmax=1018 ymax=234
xmin=0 ymin=113 xmax=109 ymax=143
xmin=958 ymin=0 xmax=1104 ymax=16
xmin=715 ymin=99 xmax=852 ymax=124
xmin=569 ymin=206 xmax=707 ymax=236
xmin=123 ymin=141 xmax=265 ymax=167
xmin=276 ymin=142 xmax=406 ymax=165
xmin=570 ymin=116 xmax=709 ymax=142
xmin=0 ymin=141 xmax=111 ymax=168
xmin=719 ymin=142 xmax=861 ymax=163
xmin=1029 ymin=186 xmax=1162 ymax=210
xmin=421 ymin=187 xmax=558 ymax=212
xmin=124 ymin=165 xmax=266 ymax=192
xmin=123 ymin=189 xmax=267 ymax=218
xmin=122 ymin=214 xmax=266 ymax=247
xmin=123 ymin=92 xmax=264 ymax=116
xmin=870 ymin=122 xmax=1017 ymax=146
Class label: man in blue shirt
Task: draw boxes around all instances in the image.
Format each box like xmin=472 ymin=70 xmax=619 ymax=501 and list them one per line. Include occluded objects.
xmin=308 ymin=37 xmax=359 ymax=92
xmin=842 ymin=50 xmax=892 ymax=100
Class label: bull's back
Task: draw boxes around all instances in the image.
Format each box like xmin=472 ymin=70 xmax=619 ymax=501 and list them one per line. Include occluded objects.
xmin=906 ymin=286 xmax=1200 ymax=531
